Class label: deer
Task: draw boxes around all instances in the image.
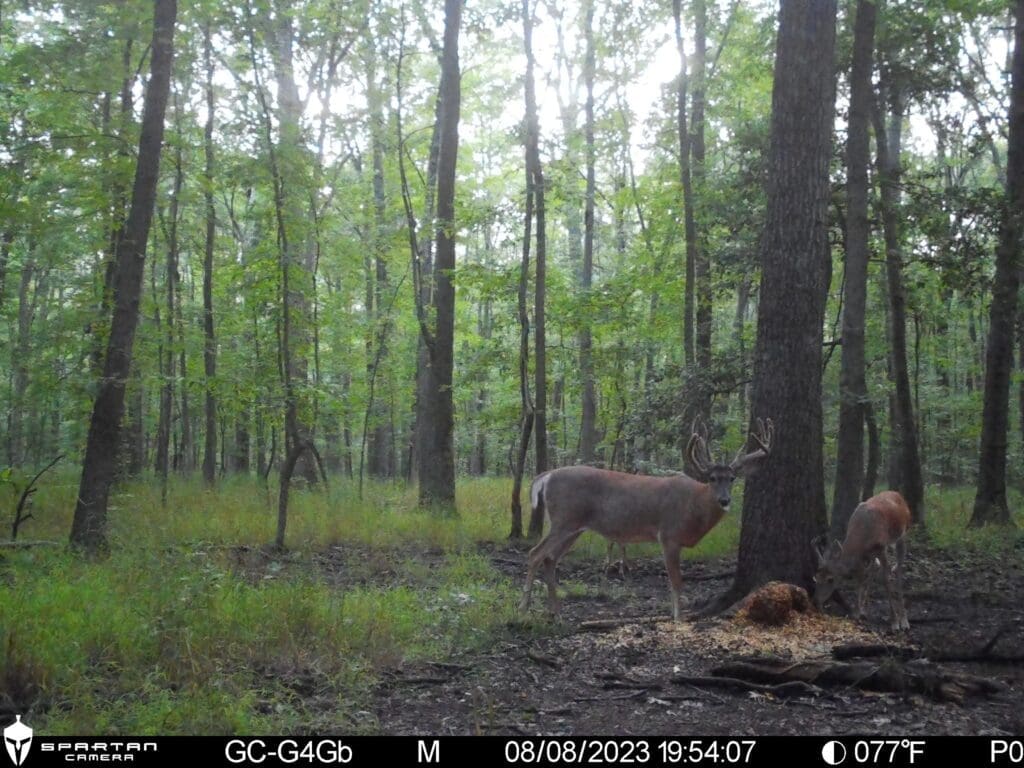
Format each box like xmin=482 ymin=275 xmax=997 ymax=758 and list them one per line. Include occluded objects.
xmin=813 ymin=490 xmax=911 ymax=632
xmin=518 ymin=418 xmax=774 ymax=621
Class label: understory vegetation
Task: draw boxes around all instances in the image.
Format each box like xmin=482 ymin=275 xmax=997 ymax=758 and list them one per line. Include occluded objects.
xmin=2 ymin=476 xmax=1020 ymax=734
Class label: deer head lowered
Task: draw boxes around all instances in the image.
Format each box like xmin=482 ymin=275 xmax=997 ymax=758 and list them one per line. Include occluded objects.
xmin=518 ymin=418 xmax=774 ymax=621
xmin=813 ymin=490 xmax=911 ymax=632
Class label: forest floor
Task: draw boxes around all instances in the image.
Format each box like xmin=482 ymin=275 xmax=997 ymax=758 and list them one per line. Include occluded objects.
xmin=5 ymin=478 xmax=1023 ymax=736
xmin=366 ymin=538 xmax=1024 ymax=736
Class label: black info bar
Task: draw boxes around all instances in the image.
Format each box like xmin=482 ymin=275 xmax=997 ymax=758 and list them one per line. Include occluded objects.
xmin=12 ymin=736 xmax=1021 ymax=767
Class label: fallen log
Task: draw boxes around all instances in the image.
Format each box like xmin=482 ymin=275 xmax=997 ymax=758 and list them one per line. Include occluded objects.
xmin=711 ymin=658 xmax=1004 ymax=704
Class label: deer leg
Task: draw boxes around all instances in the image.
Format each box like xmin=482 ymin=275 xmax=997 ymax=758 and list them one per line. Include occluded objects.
xmin=603 ymin=542 xmax=627 ymax=581
xmin=877 ymin=547 xmax=900 ymax=632
xmin=894 ymin=537 xmax=909 ymax=631
xmin=603 ymin=540 xmax=615 ymax=582
xmin=854 ymin=563 xmax=871 ymax=620
xmin=541 ymin=530 xmax=583 ymax=615
xmin=519 ymin=531 xmax=561 ymax=613
xmin=659 ymin=537 xmax=684 ymax=621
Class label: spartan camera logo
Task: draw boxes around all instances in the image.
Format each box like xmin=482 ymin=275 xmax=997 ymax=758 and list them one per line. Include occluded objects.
xmin=4 ymin=716 xmax=32 ymax=766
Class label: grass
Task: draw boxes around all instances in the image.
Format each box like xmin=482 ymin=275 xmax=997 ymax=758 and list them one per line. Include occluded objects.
xmin=1 ymin=472 xmax=1019 ymax=734
xmin=0 ymin=474 xmax=521 ymax=734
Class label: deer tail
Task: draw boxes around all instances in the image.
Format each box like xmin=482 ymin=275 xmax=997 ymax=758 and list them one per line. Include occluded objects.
xmin=530 ymin=472 xmax=549 ymax=526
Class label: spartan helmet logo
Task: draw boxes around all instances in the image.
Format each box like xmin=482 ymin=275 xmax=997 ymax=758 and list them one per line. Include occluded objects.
xmin=4 ymin=716 xmax=32 ymax=767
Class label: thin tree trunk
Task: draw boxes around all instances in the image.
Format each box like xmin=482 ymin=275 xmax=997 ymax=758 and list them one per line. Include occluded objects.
xmin=674 ymin=0 xmax=695 ymax=367
xmin=366 ymin=47 xmax=394 ymax=479
xmin=515 ymin=0 xmax=541 ymax=539
xmin=579 ymin=0 xmax=598 ymax=466
xmin=692 ymin=0 xmax=712 ymax=422
xmin=862 ymin=399 xmax=880 ymax=500
xmin=873 ymin=79 xmax=925 ymax=525
xmin=10 ymin=250 xmax=34 ymax=466
xmin=234 ymin=412 xmax=250 ymax=473
xmin=202 ymin=21 xmax=218 ymax=487
xmin=830 ymin=0 xmax=875 ymax=539
xmin=71 ymin=0 xmax=177 ymax=554
xmin=416 ymin=0 xmax=461 ymax=509
xmin=971 ymin=0 xmax=1024 ymax=526
xmin=125 ymin=364 xmax=144 ymax=476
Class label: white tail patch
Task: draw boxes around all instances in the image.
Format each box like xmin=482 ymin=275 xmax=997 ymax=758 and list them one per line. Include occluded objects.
xmin=530 ymin=472 xmax=549 ymax=517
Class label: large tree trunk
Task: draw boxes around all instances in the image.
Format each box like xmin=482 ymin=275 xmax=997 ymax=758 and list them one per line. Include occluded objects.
xmin=830 ymin=0 xmax=875 ymax=539
xmin=417 ymin=0 xmax=461 ymax=509
xmin=971 ymin=0 xmax=1024 ymax=526
xmin=873 ymin=79 xmax=925 ymax=525
xmin=201 ymin=22 xmax=218 ymax=487
xmin=71 ymin=0 xmax=177 ymax=554
xmin=578 ymin=0 xmax=598 ymax=466
xmin=712 ymin=0 xmax=837 ymax=610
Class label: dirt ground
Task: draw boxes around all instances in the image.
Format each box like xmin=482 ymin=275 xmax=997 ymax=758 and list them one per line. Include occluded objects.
xmin=368 ymin=540 xmax=1024 ymax=736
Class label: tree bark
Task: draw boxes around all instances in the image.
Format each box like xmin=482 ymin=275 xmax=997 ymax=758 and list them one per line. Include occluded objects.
xmin=416 ymin=0 xmax=461 ymax=509
xmin=366 ymin=46 xmax=394 ymax=479
xmin=578 ymin=0 xmax=598 ymax=466
xmin=272 ymin=2 xmax=318 ymax=486
xmin=71 ymin=0 xmax=177 ymax=554
xmin=10 ymin=250 xmax=34 ymax=467
xmin=674 ymin=0 xmax=696 ymax=368
xmin=971 ymin=0 xmax=1024 ymax=526
xmin=862 ymin=399 xmax=880 ymax=501
xmin=873 ymin=78 xmax=925 ymax=524
xmin=830 ymin=0 xmax=875 ymax=539
xmin=712 ymin=0 xmax=837 ymax=609
xmin=202 ymin=21 xmax=218 ymax=487
xmin=692 ymin=0 xmax=712 ymax=422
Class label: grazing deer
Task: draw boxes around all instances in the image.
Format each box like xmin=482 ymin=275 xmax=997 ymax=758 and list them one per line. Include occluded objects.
xmin=813 ymin=490 xmax=911 ymax=632
xmin=518 ymin=418 xmax=774 ymax=621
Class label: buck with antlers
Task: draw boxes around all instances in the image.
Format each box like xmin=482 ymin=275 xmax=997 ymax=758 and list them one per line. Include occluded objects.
xmin=813 ymin=490 xmax=911 ymax=632
xmin=518 ymin=418 xmax=774 ymax=620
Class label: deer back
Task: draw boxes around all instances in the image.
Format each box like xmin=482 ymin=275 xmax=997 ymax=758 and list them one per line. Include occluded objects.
xmin=541 ymin=467 xmax=714 ymax=544
xmin=844 ymin=490 xmax=911 ymax=558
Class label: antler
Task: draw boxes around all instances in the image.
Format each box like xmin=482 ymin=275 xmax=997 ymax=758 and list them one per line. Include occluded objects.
xmin=685 ymin=417 xmax=714 ymax=476
xmin=729 ymin=417 xmax=774 ymax=471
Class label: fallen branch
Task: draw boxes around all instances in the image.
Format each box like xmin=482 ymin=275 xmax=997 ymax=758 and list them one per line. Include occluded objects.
xmin=577 ymin=616 xmax=667 ymax=632
xmin=0 ymin=539 xmax=62 ymax=550
xmin=832 ymin=643 xmax=919 ymax=661
xmin=396 ymin=675 xmax=448 ymax=685
xmin=685 ymin=569 xmax=736 ymax=583
xmin=930 ymin=620 xmax=1024 ymax=663
xmin=572 ymin=689 xmax=646 ymax=703
xmin=671 ymin=674 xmax=820 ymax=698
xmin=526 ymin=649 xmax=561 ymax=668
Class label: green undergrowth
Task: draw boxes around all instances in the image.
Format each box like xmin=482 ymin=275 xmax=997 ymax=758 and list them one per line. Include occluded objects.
xmin=0 ymin=475 xmax=523 ymax=734
xmin=2 ymin=473 xmax=1019 ymax=734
